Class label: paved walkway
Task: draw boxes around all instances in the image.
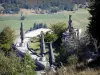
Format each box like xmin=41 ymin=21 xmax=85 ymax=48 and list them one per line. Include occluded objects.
xmin=14 ymin=28 xmax=51 ymax=70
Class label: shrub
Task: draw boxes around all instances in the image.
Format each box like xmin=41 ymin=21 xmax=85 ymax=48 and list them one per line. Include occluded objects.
xmin=49 ymin=7 xmax=59 ymax=13
xmin=20 ymin=16 xmax=26 ymax=20
xmin=21 ymin=52 xmax=36 ymax=75
xmin=44 ymin=66 xmax=100 ymax=75
xmin=51 ymin=22 xmax=67 ymax=36
xmin=43 ymin=24 xmax=47 ymax=28
xmin=50 ymin=22 xmax=67 ymax=53
xmin=0 ymin=27 xmax=15 ymax=53
xmin=0 ymin=52 xmax=21 ymax=75
xmin=0 ymin=51 xmax=36 ymax=75
xmin=44 ymin=33 xmax=58 ymax=42
xmin=38 ymin=23 xmax=43 ymax=28
xmin=33 ymin=23 xmax=48 ymax=30
xmin=33 ymin=23 xmax=37 ymax=30
xmin=67 ymin=54 xmax=78 ymax=65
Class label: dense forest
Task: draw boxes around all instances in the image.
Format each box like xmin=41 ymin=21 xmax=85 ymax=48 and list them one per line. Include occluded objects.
xmin=0 ymin=0 xmax=90 ymax=4
xmin=0 ymin=0 xmax=89 ymax=14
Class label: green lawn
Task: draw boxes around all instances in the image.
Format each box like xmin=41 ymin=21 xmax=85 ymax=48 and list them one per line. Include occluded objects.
xmin=0 ymin=9 xmax=90 ymax=34
xmin=30 ymin=42 xmax=40 ymax=50
xmin=30 ymin=41 xmax=50 ymax=56
xmin=0 ymin=14 xmax=66 ymax=31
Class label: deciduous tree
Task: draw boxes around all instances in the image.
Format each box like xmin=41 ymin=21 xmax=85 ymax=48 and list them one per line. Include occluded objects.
xmin=0 ymin=27 xmax=15 ymax=53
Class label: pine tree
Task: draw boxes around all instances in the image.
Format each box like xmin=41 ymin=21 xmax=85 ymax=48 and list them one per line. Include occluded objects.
xmin=88 ymin=0 xmax=100 ymax=49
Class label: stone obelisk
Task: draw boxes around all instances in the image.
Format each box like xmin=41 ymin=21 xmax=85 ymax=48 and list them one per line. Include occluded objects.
xmin=20 ymin=22 xmax=24 ymax=46
xmin=68 ymin=15 xmax=72 ymax=32
xmin=40 ymin=31 xmax=45 ymax=57
xmin=48 ymin=42 xmax=55 ymax=66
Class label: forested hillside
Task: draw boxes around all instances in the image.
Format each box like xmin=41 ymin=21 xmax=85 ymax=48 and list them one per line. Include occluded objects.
xmin=0 ymin=0 xmax=89 ymax=14
xmin=0 ymin=0 xmax=89 ymax=4
xmin=0 ymin=0 xmax=28 ymax=14
xmin=28 ymin=0 xmax=89 ymax=4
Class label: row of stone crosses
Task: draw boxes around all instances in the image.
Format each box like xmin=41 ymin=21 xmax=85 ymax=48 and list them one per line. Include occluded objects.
xmin=19 ymin=15 xmax=79 ymax=67
xmin=20 ymin=22 xmax=55 ymax=67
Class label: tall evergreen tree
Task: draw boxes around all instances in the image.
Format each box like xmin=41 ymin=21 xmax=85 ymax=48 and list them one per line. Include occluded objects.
xmin=88 ymin=0 xmax=100 ymax=50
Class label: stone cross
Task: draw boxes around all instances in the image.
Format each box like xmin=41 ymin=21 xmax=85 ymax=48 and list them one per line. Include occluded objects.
xmin=48 ymin=42 xmax=55 ymax=66
xmin=40 ymin=31 xmax=45 ymax=57
xmin=20 ymin=22 xmax=24 ymax=44
xmin=68 ymin=15 xmax=72 ymax=32
xmin=76 ymin=29 xmax=79 ymax=39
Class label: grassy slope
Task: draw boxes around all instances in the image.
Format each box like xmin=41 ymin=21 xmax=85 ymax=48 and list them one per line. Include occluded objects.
xmin=0 ymin=9 xmax=90 ymax=32
xmin=0 ymin=14 xmax=66 ymax=31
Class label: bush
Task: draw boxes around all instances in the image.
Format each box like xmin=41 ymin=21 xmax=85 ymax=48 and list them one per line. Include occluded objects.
xmin=20 ymin=16 xmax=26 ymax=20
xmin=33 ymin=23 xmax=48 ymax=30
xmin=44 ymin=32 xmax=58 ymax=42
xmin=0 ymin=52 xmax=22 ymax=75
xmin=51 ymin=22 xmax=67 ymax=36
xmin=21 ymin=52 xmax=36 ymax=75
xmin=38 ymin=23 xmax=43 ymax=28
xmin=0 ymin=44 xmax=11 ymax=53
xmin=29 ymin=27 xmax=33 ymax=31
xmin=49 ymin=7 xmax=59 ymax=13
xmin=0 ymin=27 xmax=15 ymax=53
xmin=44 ymin=66 xmax=100 ymax=75
xmin=43 ymin=24 xmax=47 ymax=28
xmin=51 ymin=22 xmax=67 ymax=53
xmin=33 ymin=23 xmax=37 ymax=30
xmin=67 ymin=54 xmax=78 ymax=65
xmin=0 ymin=51 xmax=36 ymax=75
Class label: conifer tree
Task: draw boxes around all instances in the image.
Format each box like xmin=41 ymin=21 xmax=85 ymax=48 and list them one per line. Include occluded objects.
xmin=88 ymin=0 xmax=100 ymax=50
